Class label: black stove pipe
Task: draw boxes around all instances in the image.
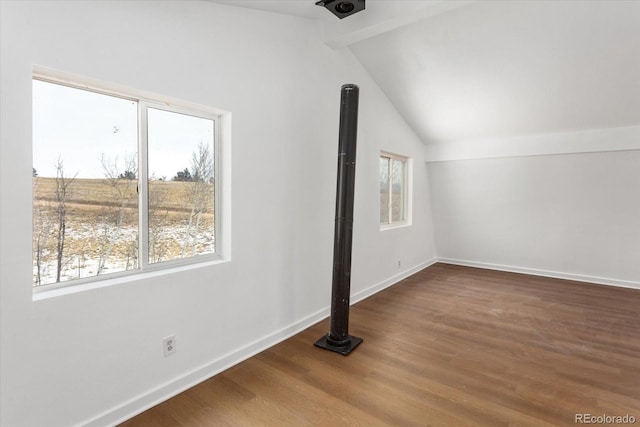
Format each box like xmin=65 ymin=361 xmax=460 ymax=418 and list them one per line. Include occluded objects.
xmin=314 ymin=84 xmax=363 ymax=356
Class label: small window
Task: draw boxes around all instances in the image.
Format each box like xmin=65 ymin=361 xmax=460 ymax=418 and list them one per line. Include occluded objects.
xmin=379 ymin=152 xmax=410 ymax=228
xmin=32 ymin=78 xmax=220 ymax=288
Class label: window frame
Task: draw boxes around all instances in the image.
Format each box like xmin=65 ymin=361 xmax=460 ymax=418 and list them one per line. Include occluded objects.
xmin=379 ymin=151 xmax=412 ymax=230
xmin=138 ymin=101 xmax=221 ymax=272
xmin=32 ymin=70 xmax=225 ymax=294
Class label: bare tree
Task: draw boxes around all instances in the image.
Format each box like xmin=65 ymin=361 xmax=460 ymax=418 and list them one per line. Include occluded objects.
xmin=53 ymin=157 xmax=77 ymax=283
xmin=148 ymin=175 xmax=170 ymax=263
xmin=181 ymin=142 xmax=214 ymax=257
xmin=97 ymin=153 xmax=138 ymax=275
xmin=33 ymin=178 xmax=48 ymax=286
xmin=33 ymin=209 xmax=51 ymax=286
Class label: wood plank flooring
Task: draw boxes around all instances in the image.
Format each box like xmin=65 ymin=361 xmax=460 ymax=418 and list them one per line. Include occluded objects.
xmin=120 ymin=263 xmax=640 ymax=426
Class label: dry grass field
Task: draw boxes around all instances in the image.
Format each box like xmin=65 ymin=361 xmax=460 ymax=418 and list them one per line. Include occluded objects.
xmin=33 ymin=177 xmax=203 ymax=211
xmin=32 ymin=177 xmax=214 ymax=286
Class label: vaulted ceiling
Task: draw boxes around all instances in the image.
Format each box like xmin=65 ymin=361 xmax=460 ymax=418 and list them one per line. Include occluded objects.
xmin=211 ymin=1 xmax=640 ymax=145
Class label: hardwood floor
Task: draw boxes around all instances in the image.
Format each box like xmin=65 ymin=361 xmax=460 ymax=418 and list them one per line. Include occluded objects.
xmin=120 ymin=263 xmax=640 ymax=426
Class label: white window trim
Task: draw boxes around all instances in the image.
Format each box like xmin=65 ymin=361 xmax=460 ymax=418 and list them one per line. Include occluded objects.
xmin=137 ymin=101 xmax=223 ymax=273
xmin=32 ymin=66 xmax=231 ymax=298
xmin=380 ymin=150 xmax=412 ymax=231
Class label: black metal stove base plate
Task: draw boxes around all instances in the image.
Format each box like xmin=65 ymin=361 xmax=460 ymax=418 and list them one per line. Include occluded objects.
xmin=314 ymin=335 xmax=363 ymax=356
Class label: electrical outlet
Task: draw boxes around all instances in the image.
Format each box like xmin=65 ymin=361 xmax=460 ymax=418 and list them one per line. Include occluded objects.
xmin=163 ymin=335 xmax=176 ymax=357
xmin=397 ymin=260 xmax=401 ymax=268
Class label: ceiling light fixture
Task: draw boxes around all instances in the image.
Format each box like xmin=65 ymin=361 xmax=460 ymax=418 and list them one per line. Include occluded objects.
xmin=315 ymin=0 xmax=365 ymax=20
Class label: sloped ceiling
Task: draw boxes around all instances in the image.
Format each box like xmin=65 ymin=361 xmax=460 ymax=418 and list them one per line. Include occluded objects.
xmin=212 ymin=0 xmax=332 ymax=21
xmin=210 ymin=1 xmax=640 ymax=145
xmin=350 ymin=1 xmax=640 ymax=144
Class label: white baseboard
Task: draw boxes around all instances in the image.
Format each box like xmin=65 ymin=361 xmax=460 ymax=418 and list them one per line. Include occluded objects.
xmin=437 ymin=258 xmax=640 ymax=290
xmin=351 ymin=258 xmax=438 ymax=305
xmin=82 ymin=305 xmax=330 ymax=427
xmin=82 ymin=258 xmax=437 ymax=427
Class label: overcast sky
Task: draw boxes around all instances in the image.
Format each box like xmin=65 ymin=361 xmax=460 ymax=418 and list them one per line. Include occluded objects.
xmin=32 ymin=79 xmax=214 ymax=179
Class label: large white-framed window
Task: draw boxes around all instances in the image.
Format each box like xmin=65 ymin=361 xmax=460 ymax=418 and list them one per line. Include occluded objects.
xmin=379 ymin=151 xmax=411 ymax=229
xmin=32 ymin=74 xmax=223 ymax=289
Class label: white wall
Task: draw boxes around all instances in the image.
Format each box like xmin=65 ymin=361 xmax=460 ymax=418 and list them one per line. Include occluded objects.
xmin=0 ymin=2 xmax=435 ymax=426
xmin=428 ymin=150 xmax=640 ymax=287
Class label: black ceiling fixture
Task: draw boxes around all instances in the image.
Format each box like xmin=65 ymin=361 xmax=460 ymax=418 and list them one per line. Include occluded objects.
xmin=315 ymin=0 xmax=365 ymax=20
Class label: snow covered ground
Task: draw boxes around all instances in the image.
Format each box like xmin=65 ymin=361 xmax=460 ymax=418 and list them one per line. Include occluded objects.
xmin=33 ymin=222 xmax=214 ymax=286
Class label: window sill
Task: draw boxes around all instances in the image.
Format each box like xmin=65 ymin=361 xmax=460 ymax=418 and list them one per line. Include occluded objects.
xmin=380 ymin=222 xmax=411 ymax=231
xmin=32 ymin=257 xmax=230 ymax=301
